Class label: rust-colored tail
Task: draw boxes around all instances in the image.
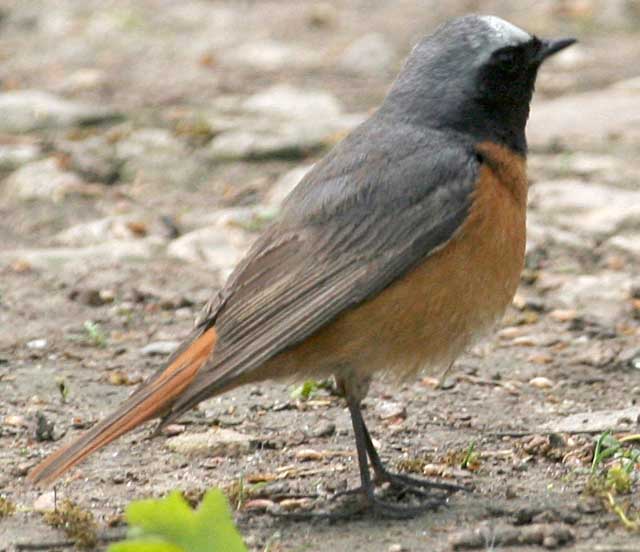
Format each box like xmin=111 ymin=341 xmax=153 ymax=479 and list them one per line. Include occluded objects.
xmin=27 ymin=326 xmax=218 ymax=486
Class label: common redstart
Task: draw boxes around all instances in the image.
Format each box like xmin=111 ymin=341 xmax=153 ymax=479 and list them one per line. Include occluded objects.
xmin=27 ymin=15 xmax=575 ymax=517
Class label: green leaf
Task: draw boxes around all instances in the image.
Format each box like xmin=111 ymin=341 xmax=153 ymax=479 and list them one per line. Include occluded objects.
xmin=290 ymin=380 xmax=319 ymax=401
xmin=108 ymin=489 xmax=247 ymax=552
xmin=110 ymin=540 xmax=182 ymax=552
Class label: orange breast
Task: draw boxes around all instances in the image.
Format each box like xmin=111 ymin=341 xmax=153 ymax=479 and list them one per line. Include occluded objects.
xmin=260 ymin=142 xmax=528 ymax=384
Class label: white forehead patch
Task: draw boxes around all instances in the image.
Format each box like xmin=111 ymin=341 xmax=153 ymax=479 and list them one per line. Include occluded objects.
xmin=480 ymin=15 xmax=530 ymax=45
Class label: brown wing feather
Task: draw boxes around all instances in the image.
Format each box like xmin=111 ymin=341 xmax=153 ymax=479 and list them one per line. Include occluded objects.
xmin=27 ymin=327 xmax=217 ymax=485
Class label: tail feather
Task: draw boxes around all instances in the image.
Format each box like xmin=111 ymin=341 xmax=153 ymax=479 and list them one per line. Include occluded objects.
xmin=27 ymin=326 xmax=217 ymax=486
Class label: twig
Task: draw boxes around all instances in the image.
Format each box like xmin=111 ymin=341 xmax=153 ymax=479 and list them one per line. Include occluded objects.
xmin=488 ymin=429 xmax=622 ymax=438
xmin=15 ymin=541 xmax=75 ymax=551
xmin=15 ymin=533 xmax=123 ymax=551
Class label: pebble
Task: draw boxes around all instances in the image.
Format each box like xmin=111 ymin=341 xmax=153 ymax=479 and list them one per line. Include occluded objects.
xmin=69 ymin=288 xmax=113 ymax=307
xmin=33 ymin=491 xmax=56 ymax=512
xmin=243 ymin=498 xmax=275 ymax=512
xmin=206 ymin=85 xmax=364 ymax=161
xmin=549 ymin=309 xmax=578 ymax=322
xmin=449 ymin=522 xmax=574 ymax=550
xmin=58 ymin=134 xmax=120 ymax=184
xmin=26 ymin=338 xmax=48 ymax=350
xmin=541 ymin=407 xmax=640 ymax=433
xmin=224 ymin=40 xmax=320 ymax=71
xmin=308 ymin=421 xmax=335 ymax=438
xmin=116 ymin=127 xmax=204 ymax=187
xmin=340 ymin=33 xmax=396 ymax=75
xmin=161 ymin=424 xmax=185 ymax=437
xmin=140 ymin=341 xmax=180 ymax=356
xmin=55 ymin=216 xmax=155 ymax=247
xmin=166 ymin=428 xmax=255 ymax=458
xmin=547 ymin=272 xmax=632 ymax=326
xmin=278 ymin=497 xmax=313 ymax=511
xmin=0 ymin=90 xmax=118 ymax=133
xmin=0 ymin=142 xmax=41 ymax=171
xmin=0 ymin=239 xmax=162 ymax=271
xmin=528 ymin=82 xmax=640 ymax=150
xmin=3 ymin=415 xmax=28 ymax=427
xmin=606 ymin=232 xmax=640 ymax=257
xmin=4 ymin=158 xmax=85 ymax=202
xmin=294 ymin=448 xmax=323 ymax=461
xmin=375 ymin=400 xmax=407 ymax=421
xmin=167 ymin=225 xmax=246 ymax=271
xmin=498 ymin=327 xmax=528 ymax=340
xmin=530 ymin=180 xmax=640 ymax=237
xmin=529 ymin=377 xmax=555 ymax=389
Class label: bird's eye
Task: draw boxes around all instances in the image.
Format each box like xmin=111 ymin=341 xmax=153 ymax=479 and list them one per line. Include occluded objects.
xmin=493 ymin=48 xmax=520 ymax=73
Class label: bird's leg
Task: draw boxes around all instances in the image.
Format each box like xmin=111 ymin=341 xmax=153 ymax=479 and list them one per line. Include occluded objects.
xmin=359 ymin=417 xmax=468 ymax=494
xmin=343 ymin=396 xmax=450 ymax=518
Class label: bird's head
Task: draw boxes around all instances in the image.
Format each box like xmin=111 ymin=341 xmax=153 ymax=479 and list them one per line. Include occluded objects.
xmin=382 ymin=15 xmax=576 ymax=153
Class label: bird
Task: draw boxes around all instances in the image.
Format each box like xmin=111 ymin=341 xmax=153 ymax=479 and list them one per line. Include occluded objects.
xmin=27 ymin=15 xmax=575 ymax=517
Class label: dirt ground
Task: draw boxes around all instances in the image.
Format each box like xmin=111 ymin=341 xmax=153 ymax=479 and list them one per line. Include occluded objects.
xmin=1 ymin=1 xmax=640 ymax=551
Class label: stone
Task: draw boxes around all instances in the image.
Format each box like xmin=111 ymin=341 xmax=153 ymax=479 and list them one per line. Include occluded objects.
xmin=0 ymin=90 xmax=119 ymax=133
xmin=140 ymin=341 xmax=180 ymax=356
xmin=61 ymin=68 xmax=108 ymax=93
xmin=167 ymin=226 xmax=245 ymax=272
xmin=0 ymin=142 xmax=41 ymax=171
xmin=58 ymin=134 xmax=120 ymax=184
xmin=528 ymin=85 xmax=640 ymax=150
xmin=207 ymin=86 xmax=364 ymax=161
xmin=295 ymin=449 xmax=323 ymax=461
xmin=3 ymin=415 xmax=28 ymax=427
xmin=33 ymin=491 xmax=56 ymax=512
xmin=223 ymin=40 xmax=320 ymax=71
xmin=208 ymin=125 xmax=326 ymax=160
xmin=546 ymin=272 xmax=632 ymax=323
xmin=376 ymin=400 xmax=407 ymax=421
xmin=308 ymin=421 xmax=335 ymax=439
xmin=340 ymin=33 xmax=396 ymax=75
xmin=116 ymin=128 xmax=204 ymax=186
xmin=449 ymin=522 xmax=574 ymax=550
xmin=3 ymin=158 xmax=84 ymax=202
xmin=529 ymin=180 xmax=640 ymax=237
xmin=0 ymin=239 xmax=162 ymax=271
xmin=242 ymin=85 xmax=341 ymax=120
xmin=541 ymin=407 xmax=640 ymax=433
xmin=606 ymin=233 xmax=640 ymax=257
xmin=526 ymin=217 xmax=593 ymax=253
xmin=529 ymin=377 xmax=554 ymax=389
xmin=55 ymin=215 xmax=164 ymax=247
xmin=26 ymin=339 xmax=47 ymax=350
xmin=166 ymin=428 xmax=255 ymax=457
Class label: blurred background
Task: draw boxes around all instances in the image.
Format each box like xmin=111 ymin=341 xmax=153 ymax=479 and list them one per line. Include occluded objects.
xmin=2 ymin=2 xmax=640 ymax=550
xmin=1 ymin=1 xmax=639 ymax=266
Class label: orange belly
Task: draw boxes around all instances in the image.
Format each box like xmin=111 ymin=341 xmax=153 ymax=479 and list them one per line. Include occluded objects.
xmin=261 ymin=142 xmax=527 ymax=384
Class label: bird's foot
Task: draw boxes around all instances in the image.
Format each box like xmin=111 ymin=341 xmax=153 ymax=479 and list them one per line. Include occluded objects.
xmin=272 ymin=483 xmax=449 ymax=521
xmin=372 ymin=466 xmax=470 ymax=497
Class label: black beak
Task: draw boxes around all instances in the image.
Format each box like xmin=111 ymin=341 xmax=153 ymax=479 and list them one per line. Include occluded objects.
xmin=537 ymin=37 xmax=577 ymax=62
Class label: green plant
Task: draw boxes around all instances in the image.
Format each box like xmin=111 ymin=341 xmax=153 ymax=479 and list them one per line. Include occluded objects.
xmin=587 ymin=431 xmax=640 ymax=532
xmin=108 ymin=489 xmax=247 ymax=552
xmin=83 ymin=320 xmax=107 ymax=348
xmin=56 ymin=377 xmax=70 ymax=403
xmin=290 ymin=379 xmax=332 ymax=401
xmin=43 ymin=499 xmax=97 ymax=549
xmin=0 ymin=496 xmax=15 ymax=518
xmin=460 ymin=441 xmax=479 ymax=471
xmin=591 ymin=431 xmax=640 ymax=479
